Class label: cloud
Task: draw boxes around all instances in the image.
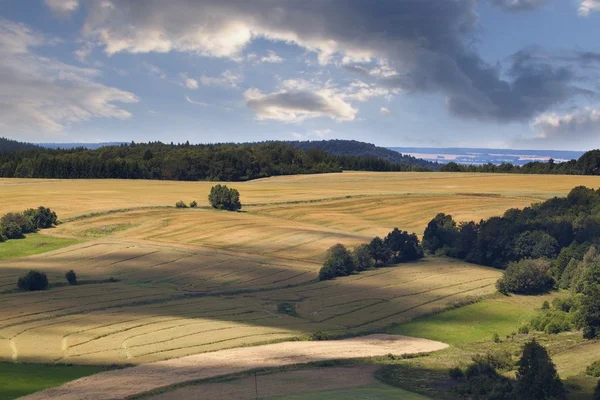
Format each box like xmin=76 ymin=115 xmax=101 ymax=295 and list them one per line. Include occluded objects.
xmin=200 ymin=70 xmax=241 ymax=88
xmin=291 ymin=129 xmax=332 ymax=140
xmin=532 ymin=107 xmax=600 ymax=140
xmin=491 ymin=0 xmax=549 ymax=12
xmin=44 ymin=0 xmax=80 ymax=15
xmin=78 ymin=0 xmax=595 ymax=124
xmin=579 ymin=0 xmax=600 ymax=16
xmin=143 ymin=62 xmax=166 ymax=79
xmin=0 ymin=18 xmax=138 ymax=136
xmin=258 ymin=50 xmax=284 ymax=64
xmin=180 ymin=73 xmax=198 ymax=89
xmin=380 ymin=107 xmax=391 ymax=116
xmin=244 ymin=87 xmax=356 ymax=123
xmin=185 ymin=96 xmax=208 ymax=106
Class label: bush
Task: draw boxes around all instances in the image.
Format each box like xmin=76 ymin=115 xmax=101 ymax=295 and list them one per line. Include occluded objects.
xmin=496 ymin=259 xmax=554 ymax=295
xmin=17 ymin=270 xmax=49 ymax=291
xmin=587 ymin=361 xmax=600 ymax=377
xmin=492 ymin=332 xmax=500 ymax=343
xmin=189 ymin=201 xmax=198 ymax=208
xmin=529 ymin=310 xmax=574 ymax=334
xmin=472 ymin=351 xmax=514 ymax=372
xmin=595 ymin=380 xmax=600 ymax=400
xmin=449 ymin=367 xmax=464 ymax=381
xmin=65 ymin=270 xmax=77 ymax=285
xmin=518 ymin=325 xmax=530 ymax=335
xmin=208 ymin=184 xmax=242 ymax=211
xmin=175 ymin=200 xmax=188 ymax=208
xmin=542 ymin=301 xmax=550 ymax=310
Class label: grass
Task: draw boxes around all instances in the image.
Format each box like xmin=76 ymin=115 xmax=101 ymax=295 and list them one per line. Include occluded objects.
xmin=388 ymin=297 xmax=538 ymax=344
xmin=264 ymin=382 xmax=431 ymax=399
xmin=0 ymin=233 xmax=80 ymax=260
xmin=0 ymin=362 xmax=108 ymax=400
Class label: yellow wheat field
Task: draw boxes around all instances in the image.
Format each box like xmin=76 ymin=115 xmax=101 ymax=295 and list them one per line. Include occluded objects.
xmin=1 ymin=171 xmax=599 ymax=364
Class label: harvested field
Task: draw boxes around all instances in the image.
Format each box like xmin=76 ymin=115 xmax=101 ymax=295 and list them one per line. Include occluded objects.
xmin=147 ymin=365 xmax=380 ymax=400
xmin=21 ymin=334 xmax=448 ymax=400
xmin=2 ymin=172 xmax=599 ymax=218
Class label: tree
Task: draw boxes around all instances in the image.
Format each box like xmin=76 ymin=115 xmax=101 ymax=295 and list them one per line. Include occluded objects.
xmin=422 ymin=213 xmax=457 ymax=254
xmin=65 ymin=270 xmax=77 ymax=285
xmin=514 ymin=340 xmax=566 ymax=400
xmin=208 ymin=184 xmax=242 ymax=211
xmin=514 ymin=230 xmax=559 ymax=260
xmin=353 ymin=244 xmax=373 ymax=271
xmin=594 ymin=380 xmax=600 ymax=400
xmin=496 ymin=259 xmax=554 ymax=295
xmin=384 ymin=228 xmax=424 ymax=263
xmin=23 ymin=206 xmax=58 ymax=229
xmin=369 ymin=236 xmax=391 ymax=265
xmin=175 ymin=200 xmax=188 ymax=208
xmin=318 ymin=244 xmax=356 ymax=281
xmin=17 ymin=270 xmax=49 ymax=291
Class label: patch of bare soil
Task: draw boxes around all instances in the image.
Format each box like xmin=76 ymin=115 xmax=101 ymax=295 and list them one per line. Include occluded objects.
xmin=148 ymin=365 xmax=380 ymax=400
xmin=22 ymin=334 xmax=447 ymax=400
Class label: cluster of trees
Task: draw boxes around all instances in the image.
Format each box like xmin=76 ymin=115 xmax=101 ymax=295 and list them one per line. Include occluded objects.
xmin=175 ymin=200 xmax=198 ymax=208
xmin=0 ymin=141 xmax=432 ymax=182
xmin=208 ymin=185 xmax=242 ymax=211
xmin=423 ymin=186 xmax=600 ymax=269
xmin=0 ymin=206 xmax=58 ymax=242
xmin=453 ymin=340 xmax=567 ymax=400
xmin=318 ymin=228 xmax=423 ymax=281
xmin=17 ymin=269 xmax=78 ymax=291
xmin=440 ymin=149 xmax=600 ymax=176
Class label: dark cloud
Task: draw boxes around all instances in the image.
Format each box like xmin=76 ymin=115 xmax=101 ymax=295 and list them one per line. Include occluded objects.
xmin=79 ymin=0 xmax=594 ymax=123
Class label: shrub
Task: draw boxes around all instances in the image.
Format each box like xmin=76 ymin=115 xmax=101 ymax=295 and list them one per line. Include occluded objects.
xmin=518 ymin=325 xmax=530 ymax=335
xmin=542 ymin=301 xmax=550 ymax=310
xmin=492 ymin=332 xmax=500 ymax=343
xmin=65 ymin=270 xmax=77 ymax=285
xmin=529 ymin=310 xmax=574 ymax=334
xmin=175 ymin=200 xmax=188 ymax=208
xmin=472 ymin=351 xmax=514 ymax=372
xmin=595 ymin=380 xmax=600 ymax=400
xmin=587 ymin=361 xmax=600 ymax=377
xmin=496 ymin=259 xmax=554 ymax=295
xmin=189 ymin=201 xmax=198 ymax=208
xmin=17 ymin=270 xmax=49 ymax=291
xmin=208 ymin=184 xmax=242 ymax=211
xmin=448 ymin=367 xmax=464 ymax=381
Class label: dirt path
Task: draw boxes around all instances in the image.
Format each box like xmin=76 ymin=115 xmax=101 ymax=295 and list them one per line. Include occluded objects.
xmin=148 ymin=365 xmax=380 ymax=400
xmin=22 ymin=334 xmax=447 ymax=400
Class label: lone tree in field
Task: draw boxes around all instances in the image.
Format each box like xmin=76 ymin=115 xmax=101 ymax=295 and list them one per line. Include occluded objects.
xmin=17 ymin=270 xmax=49 ymax=291
xmin=514 ymin=340 xmax=566 ymax=400
xmin=65 ymin=270 xmax=77 ymax=285
xmin=208 ymin=185 xmax=242 ymax=211
xmin=319 ymin=244 xmax=355 ymax=281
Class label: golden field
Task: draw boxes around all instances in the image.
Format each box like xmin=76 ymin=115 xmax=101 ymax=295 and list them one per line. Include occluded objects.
xmin=1 ymin=171 xmax=600 ymax=365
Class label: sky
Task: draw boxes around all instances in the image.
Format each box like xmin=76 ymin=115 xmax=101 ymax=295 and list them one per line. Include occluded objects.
xmin=0 ymin=0 xmax=599 ymax=150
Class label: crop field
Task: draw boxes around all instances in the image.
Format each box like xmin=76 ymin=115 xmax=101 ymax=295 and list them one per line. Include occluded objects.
xmin=1 ymin=171 xmax=600 ymax=372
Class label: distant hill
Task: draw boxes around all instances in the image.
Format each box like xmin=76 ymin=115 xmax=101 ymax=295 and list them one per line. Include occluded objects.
xmin=287 ymin=140 xmax=440 ymax=170
xmin=0 ymin=137 xmax=41 ymax=153
xmin=38 ymin=142 xmax=126 ymax=150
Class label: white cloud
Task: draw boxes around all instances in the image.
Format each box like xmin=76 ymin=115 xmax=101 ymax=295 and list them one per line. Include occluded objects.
xmin=180 ymin=73 xmax=199 ymax=89
xmin=44 ymin=0 xmax=79 ymax=15
xmin=532 ymin=107 xmax=600 ymax=139
xmin=185 ymin=96 xmax=208 ymax=106
xmin=143 ymin=62 xmax=166 ymax=79
xmin=0 ymin=18 xmax=138 ymax=136
xmin=74 ymin=43 xmax=93 ymax=62
xmin=259 ymin=50 xmax=284 ymax=64
xmin=579 ymin=0 xmax=600 ymax=16
xmin=200 ymin=70 xmax=241 ymax=88
xmin=380 ymin=107 xmax=390 ymax=116
xmin=244 ymin=87 xmax=357 ymax=123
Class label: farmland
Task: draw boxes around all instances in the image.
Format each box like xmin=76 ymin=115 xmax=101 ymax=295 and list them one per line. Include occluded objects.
xmin=2 ymin=172 xmax=600 ymax=397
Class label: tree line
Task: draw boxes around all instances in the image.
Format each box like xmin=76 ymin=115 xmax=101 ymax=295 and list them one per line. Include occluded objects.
xmin=0 ymin=141 xmax=426 ymax=182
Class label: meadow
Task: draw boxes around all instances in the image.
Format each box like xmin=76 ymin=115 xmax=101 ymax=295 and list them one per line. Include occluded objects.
xmin=2 ymin=172 xmax=600 ymax=397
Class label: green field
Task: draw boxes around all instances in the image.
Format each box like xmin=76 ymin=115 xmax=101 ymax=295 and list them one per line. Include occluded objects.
xmin=0 ymin=363 xmax=108 ymax=400
xmin=265 ymin=383 xmax=430 ymax=400
xmin=389 ymin=297 xmax=538 ymax=344
xmin=0 ymin=233 xmax=80 ymax=261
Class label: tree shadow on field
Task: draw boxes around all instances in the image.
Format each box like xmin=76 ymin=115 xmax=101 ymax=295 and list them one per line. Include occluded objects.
xmin=0 ymin=240 xmax=498 ymax=365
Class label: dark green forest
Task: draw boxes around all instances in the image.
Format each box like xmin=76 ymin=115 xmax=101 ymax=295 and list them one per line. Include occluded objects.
xmin=0 ymin=137 xmax=41 ymax=153
xmin=0 ymin=141 xmax=428 ymax=181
